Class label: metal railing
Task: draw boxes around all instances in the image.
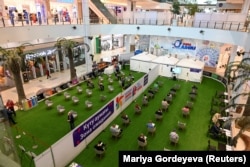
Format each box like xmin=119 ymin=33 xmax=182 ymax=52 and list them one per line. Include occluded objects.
xmin=0 ymin=17 xmax=248 ymax=32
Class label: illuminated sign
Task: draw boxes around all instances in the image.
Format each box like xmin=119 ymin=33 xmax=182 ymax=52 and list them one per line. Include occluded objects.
xmin=25 ymin=49 xmax=57 ymax=59
xmin=57 ymin=0 xmax=74 ymax=3
xmin=172 ymin=39 xmax=196 ymax=50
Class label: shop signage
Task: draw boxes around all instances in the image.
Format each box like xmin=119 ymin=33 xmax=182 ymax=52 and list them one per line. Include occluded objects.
xmin=57 ymin=0 xmax=74 ymax=3
xmin=172 ymin=39 xmax=196 ymax=50
xmin=25 ymin=49 xmax=57 ymax=59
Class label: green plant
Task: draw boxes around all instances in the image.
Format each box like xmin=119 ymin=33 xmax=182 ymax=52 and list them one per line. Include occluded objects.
xmin=170 ymin=0 xmax=181 ymax=19
xmin=186 ymin=3 xmax=199 ymax=17
xmin=0 ymin=45 xmax=27 ymax=104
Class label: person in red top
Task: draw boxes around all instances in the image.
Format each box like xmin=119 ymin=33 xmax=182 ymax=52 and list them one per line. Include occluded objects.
xmin=6 ymin=99 xmax=16 ymax=117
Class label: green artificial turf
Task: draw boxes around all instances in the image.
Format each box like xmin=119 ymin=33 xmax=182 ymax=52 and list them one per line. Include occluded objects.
xmin=71 ymin=76 xmax=225 ymax=167
xmin=11 ymin=68 xmax=225 ymax=167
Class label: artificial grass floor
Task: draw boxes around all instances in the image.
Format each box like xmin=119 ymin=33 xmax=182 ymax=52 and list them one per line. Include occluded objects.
xmin=11 ymin=69 xmax=225 ymax=167
xmin=71 ymin=76 xmax=225 ymax=167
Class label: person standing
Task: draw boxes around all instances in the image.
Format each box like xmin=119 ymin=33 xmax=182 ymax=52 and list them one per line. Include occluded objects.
xmin=4 ymin=106 xmax=17 ymax=125
xmin=46 ymin=69 xmax=51 ymax=79
xmin=6 ymin=99 xmax=16 ymax=117
xmin=67 ymin=111 xmax=75 ymax=130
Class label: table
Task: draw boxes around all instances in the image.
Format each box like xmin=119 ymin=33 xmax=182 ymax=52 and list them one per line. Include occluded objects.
xmin=104 ymin=66 xmax=114 ymax=74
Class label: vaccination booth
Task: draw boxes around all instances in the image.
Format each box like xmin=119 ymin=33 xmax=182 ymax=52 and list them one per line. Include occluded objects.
xmin=151 ymin=55 xmax=179 ymax=78
xmin=175 ymin=58 xmax=205 ymax=83
xmin=130 ymin=52 xmax=157 ymax=73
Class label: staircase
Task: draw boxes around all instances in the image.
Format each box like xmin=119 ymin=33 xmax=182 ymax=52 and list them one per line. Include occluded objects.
xmin=90 ymin=0 xmax=117 ymax=24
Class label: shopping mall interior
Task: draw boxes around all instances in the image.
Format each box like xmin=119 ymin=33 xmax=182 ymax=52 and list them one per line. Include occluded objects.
xmin=0 ymin=0 xmax=250 ymax=167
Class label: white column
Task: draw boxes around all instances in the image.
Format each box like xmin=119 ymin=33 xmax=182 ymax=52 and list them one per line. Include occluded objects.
xmin=31 ymin=66 xmax=36 ymax=78
xmin=125 ymin=35 xmax=130 ymax=53
xmin=38 ymin=63 xmax=44 ymax=76
xmin=228 ymin=45 xmax=237 ymax=63
xmin=82 ymin=0 xmax=92 ymax=73
xmin=52 ymin=61 xmax=56 ymax=72
xmin=45 ymin=56 xmax=50 ymax=72
xmin=127 ymin=0 xmax=136 ymax=24
xmin=55 ymin=51 xmax=60 ymax=72
xmin=241 ymin=0 xmax=250 ymax=14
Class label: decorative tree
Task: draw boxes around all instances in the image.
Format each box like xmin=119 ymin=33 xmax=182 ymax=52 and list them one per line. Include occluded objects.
xmin=170 ymin=0 xmax=181 ymax=19
xmin=0 ymin=46 xmax=27 ymax=104
xmin=186 ymin=3 xmax=199 ymax=17
xmin=223 ymin=57 xmax=250 ymax=147
xmin=55 ymin=38 xmax=78 ymax=82
xmin=55 ymin=38 xmax=91 ymax=82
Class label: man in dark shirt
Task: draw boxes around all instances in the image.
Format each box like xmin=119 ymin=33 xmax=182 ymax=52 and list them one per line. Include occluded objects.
xmin=67 ymin=111 xmax=75 ymax=130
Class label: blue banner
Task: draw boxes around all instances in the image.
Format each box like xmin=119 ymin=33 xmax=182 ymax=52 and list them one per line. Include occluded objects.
xmin=190 ymin=68 xmax=201 ymax=73
xmin=72 ymin=101 xmax=114 ymax=147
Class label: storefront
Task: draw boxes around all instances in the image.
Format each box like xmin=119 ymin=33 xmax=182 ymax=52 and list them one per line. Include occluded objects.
xmin=23 ymin=44 xmax=86 ymax=82
xmin=2 ymin=0 xmax=78 ymax=25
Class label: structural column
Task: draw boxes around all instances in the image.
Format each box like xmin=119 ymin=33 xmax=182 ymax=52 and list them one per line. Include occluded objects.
xmin=82 ymin=0 xmax=92 ymax=73
xmin=228 ymin=45 xmax=238 ymax=63
xmin=241 ymin=0 xmax=250 ymax=14
xmin=127 ymin=0 xmax=136 ymax=24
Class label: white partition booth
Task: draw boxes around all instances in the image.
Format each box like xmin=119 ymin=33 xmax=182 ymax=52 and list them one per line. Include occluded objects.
xmin=175 ymin=58 xmax=205 ymax=83
xmin=130 ymin=52 xmax=157 ymax=73
xmin=151 ymin=55 xmax=179 ymax=77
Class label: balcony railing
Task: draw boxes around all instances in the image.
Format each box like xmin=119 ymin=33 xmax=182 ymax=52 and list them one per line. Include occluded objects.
xmin=0 ymin=17 xmax=248 ymax=32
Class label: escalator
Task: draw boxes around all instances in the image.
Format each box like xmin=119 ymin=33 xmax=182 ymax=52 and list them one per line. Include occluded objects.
xmin=89 ymin=0 xmax=117 ymax=24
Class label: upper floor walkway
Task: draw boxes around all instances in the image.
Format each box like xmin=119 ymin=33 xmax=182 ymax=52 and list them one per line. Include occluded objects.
xmin=0 ymin=16 xmax=248 ymax=33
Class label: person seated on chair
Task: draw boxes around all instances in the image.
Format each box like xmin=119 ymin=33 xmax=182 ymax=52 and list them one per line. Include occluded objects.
xmin=87 ymin=79 xmax=95 ymax=88
xmin=192 ymin=85 xmax=198 ymax=90
xmin=138 ymin=133 xmax=147 ymax=143
xmin=135 ymin=104 xmax=141 ymax=112
xmin=128 ymin=73 xmax=135 ymax=81
xmin=115 ymin=64 xmax=120 ymax=73
xmin=94 ymin=140 xmax=106 ymax=151
xmin=92 ymin=68 xmax=97 ymax=78
xmin=98 ymin=81 xmax=104 ymax=91
xmin=210 ymin=122 xmax=224 ymax=138
xmin=121 ymin=113 xmax=131 ymax=122
xmin=110 ymin=124 xmax=123 ymax=136
xmin=189 ymin=89 xmax=197 ymax=95
xmin=162 ymin=98 xmax=169 ymax=109
xmin=222 ymin=114 xmax=233 ymax=130
xmin=115 ymin=72 xmax=121 ymax=80
xmin=182 ymin=106 xmax=190 ymax=113
xmin=155 ymin=108 xmax=163 ymax=116
xmin=146 ymin=120 xmax=155 ymax=129
xmin=169 ymin=129 xmax=179 ymax=141
xmin=167 ymin=93 xmax=173 ymax=98
xmin=143 ymin=94 xmax=148 ymax=100
xmin=148 ymin=88 xmax=155 ymax=95
xmin=154 ymin=82 xmax=159 ymax=89
xmin=212 ymin=113 xmax=221 ymax=124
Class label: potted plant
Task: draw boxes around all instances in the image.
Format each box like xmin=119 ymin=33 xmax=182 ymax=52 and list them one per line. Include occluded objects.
xmin=170 ymin=0 xmax=181 ymax=26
